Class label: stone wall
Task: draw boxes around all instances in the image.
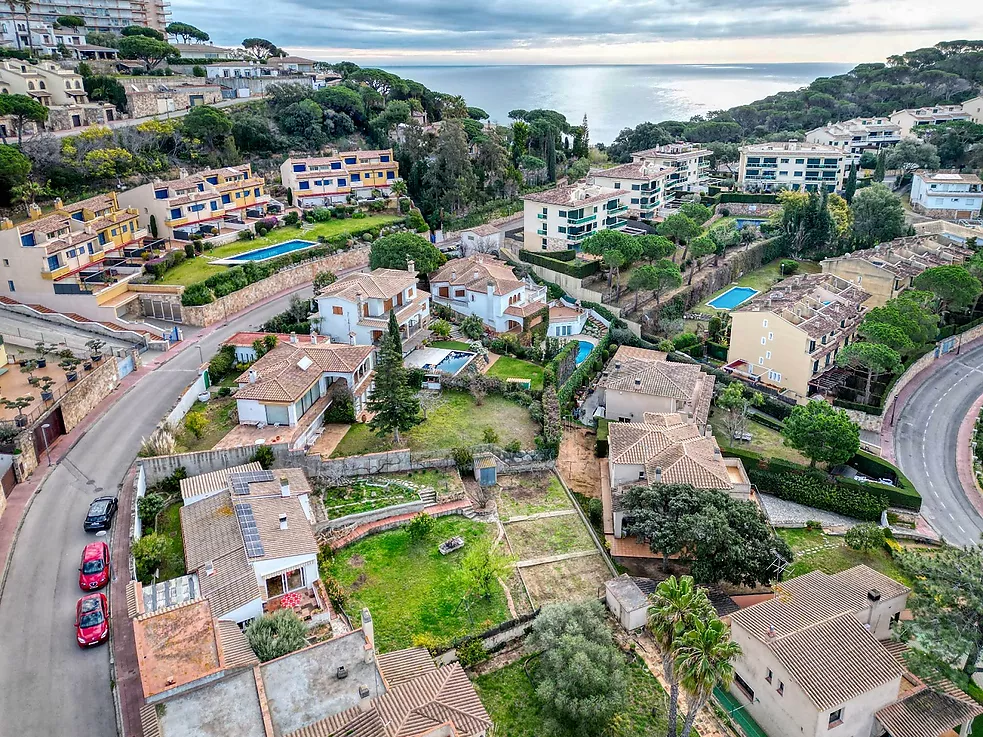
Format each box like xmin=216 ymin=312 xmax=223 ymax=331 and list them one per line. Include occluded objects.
xmin=315 ymin=500 xmax=428 ymax=533
xmin=180 ymin=247 xmax=371 ymax=327
xmin=12 ymin=431 xmax=38 ymax=483
xmin=139 ymin=443 xmax=291 ymax=484
xmin=61 ymin=357 xmax=120 ymax=432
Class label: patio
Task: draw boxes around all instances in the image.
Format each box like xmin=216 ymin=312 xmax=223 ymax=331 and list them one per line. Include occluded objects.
xmin=0 ymin=347 xmax=94 ymax=424
xmin=213 ymin=393 xmax=334 ymax=451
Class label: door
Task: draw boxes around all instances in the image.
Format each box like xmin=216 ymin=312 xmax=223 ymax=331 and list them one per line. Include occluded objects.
xmin=33 ymin=406 xmax=65 ymax=459
xmin=116 ymin=354 xmax=135 ymax=380
xmin=71 ymin=115 xmax=82 ymax=127
xmin=139 ymin=296 xmax=183 ymax=323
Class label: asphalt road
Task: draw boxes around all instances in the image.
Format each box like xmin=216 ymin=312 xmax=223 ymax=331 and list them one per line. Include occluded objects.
xmin=0 ymin=285 xmax=311 ymax=737
xmin=893 ymin=340 xmax=983 ymax=547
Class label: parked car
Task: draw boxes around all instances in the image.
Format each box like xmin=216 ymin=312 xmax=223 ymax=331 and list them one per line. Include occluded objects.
xmin=83 ymin=497 xmax=118 ymax=532
xmin=78 ymin=542 xmax=110 ymax=591
xmin=75 ymin=593 xmax=109 ymax=648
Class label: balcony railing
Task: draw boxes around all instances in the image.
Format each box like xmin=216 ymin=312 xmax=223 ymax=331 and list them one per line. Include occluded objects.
xmin=606 ymin=204 xmax=628 ymax=215
xmin=537 ymin=213 xmax=548 ymax=220
xmin=567 ymin=214 xmax=596 ymax=225
xmin=536 ymin=228 xmax=547 ymax=236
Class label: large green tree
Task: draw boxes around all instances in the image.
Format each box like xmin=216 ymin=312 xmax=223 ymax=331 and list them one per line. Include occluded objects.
xmin=369 ymin=232 xmax=444 ymax=273
xmin=423 ymin=119 xmax=476 ymax=218
xmin=525 ymin=600 xmax=627 ymax=736
xmin=581 ymin=228 xmax=631 ymax=258
xmin=715 ymin=382 xmax=763 ymax=444
xmin=863 ymin=291 xmax=939 ymax=350
xmin=242 ymin=37 xmax=284 ymax=61
xmin=245 ymin=609 xmax=307 ymax=662
xmin=367 ymin=311 xmax=420 ymax=443
xmin=658 ymin=213 xmax=702 ymax=260
xmin=639 ymin=234 xmax=675 ymax=262
xmin=0 ymin=94 xmax=48 ymax=144
xmin=885 ymin=139 xmax=941 ymax=174
xmin=782 ymin=400 xmax=860 ymax=468
xmin=181 ymin=104 xmax=232 ymax=149
xmin=913 ymin=265 xmax=983 ymax=320
xmin=627 ymin=260 xmax=679 ymax=310
xmin=117 ymin=35 xmax=176 ymax=70
xmin=899 ymin=544 xmax=983 ymax=676
xmin=166 ymin=21 xmax=209 ymax=43
xmin=850 ymin=183 xmax=906 ymax=245
xmin=0 ymin=144 xmax=31 ymax=199
xmin=836 ymin=342 xmax=902 ymax=405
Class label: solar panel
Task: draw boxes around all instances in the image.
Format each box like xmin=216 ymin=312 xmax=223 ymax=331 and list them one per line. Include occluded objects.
xmin=234 ymin=502 xmax=266 ymax=558
xmin=229 ymin=470 xmax=275 ymax=495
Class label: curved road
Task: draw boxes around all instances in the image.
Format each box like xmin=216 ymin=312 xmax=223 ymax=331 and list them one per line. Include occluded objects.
xmin=893 ymin=340 xmax=983 ymax=547
xmin=0 ymin=286 xmax=312 ymax=737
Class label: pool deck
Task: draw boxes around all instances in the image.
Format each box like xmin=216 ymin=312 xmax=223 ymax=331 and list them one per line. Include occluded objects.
xmin=707 ymin=286 xmax=759 ymax=311
xmin=212 ymin=239 xmax=318 ymax=265
xmin=404 ymin=347 xmax=477 ymax=376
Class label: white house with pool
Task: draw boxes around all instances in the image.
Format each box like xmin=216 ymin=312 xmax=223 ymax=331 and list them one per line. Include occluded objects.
xmin=314 ymin=263 xmax=431 ymax=351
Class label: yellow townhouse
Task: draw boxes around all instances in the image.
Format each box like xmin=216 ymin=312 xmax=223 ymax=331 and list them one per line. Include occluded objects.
xmin=280 ymin=149 xmax=400 ymax=207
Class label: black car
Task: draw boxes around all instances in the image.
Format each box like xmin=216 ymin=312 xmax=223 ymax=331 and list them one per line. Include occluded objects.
xmin=83 ymin=497 xmax=118 ymax=532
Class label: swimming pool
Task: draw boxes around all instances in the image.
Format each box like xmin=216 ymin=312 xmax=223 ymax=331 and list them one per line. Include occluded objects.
xmin=735 ymin=218 xmax=767 ymax=230
xmin=575 ymin=340 xmax=594 ymax=365
xmin=707 ymin=286 xmax=758 ymax=311
xmin=434 ymin=351 xmax=475 ymax=375
xmin=217 ymin=239 xmax=318 ymax=264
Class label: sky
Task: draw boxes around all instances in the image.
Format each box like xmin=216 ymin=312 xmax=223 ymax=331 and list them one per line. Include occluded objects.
xmin=171 ymin=0 xmax=983 ymax=66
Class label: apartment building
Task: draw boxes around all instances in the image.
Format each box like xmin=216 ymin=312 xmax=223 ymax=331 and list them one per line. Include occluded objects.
xmin=522 ymin=182 xmax=628 ymax=252
xmin=964 ymin=94 xmax=983 ymax=124
xmin=630 ymin=143 xmax=713 ymax=193
xmin=0 ymin=192 xmax=148 ymax=318
xmin=314 ymin=264 xmax=430 ymax=349
xmin=804 ymin=117 xmax=902 ymax=157
xmin=123 ymin=78 xmax=222 ymax=117
xmin=430 ymin=254 xmax=547 ymax=333
xmin=280 ymin=150 xmax=400 ymax=206
xmin=910 ymin=170 xmax=983 ymax=220
xmin=890 ymin=105 xmax=971 ymax=137
xmin=605 ymin=412 xmax=751 ymax=539
xmin=267 ymin=55 xmax=317 ymax=73
xmin=738 ymin=142 xmax=847 ymax=193
xmin=725 ymin=273 xmax=869 ymax=399
xmin=590 ymin=160 xmax=674 ymax=218
xmin=0 ymin=0 xmax=169 ymax=33
xmin=0 ymin=59 xmax=117 ymax=134
xmin=118 ymin=164 xmax=269 ymax=239
xmin=0 ymin=18 xmax=85 ymax=54
xmin=170 ymin=42 xmax=236 ymax=59
xmin=822 ymin=235 xmax=971 ymax=307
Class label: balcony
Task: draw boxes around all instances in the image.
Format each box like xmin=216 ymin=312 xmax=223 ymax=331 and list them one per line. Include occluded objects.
xmin=567 ymin=231 xmax=591 ymax=242
xmin=567 ymin=214 xmax=596 ymax=225
xmin=606 ymin=204 xmax=628 ymax=215
xmin=608 ymin=219 xmax=627 ymax=229
xmin=537 ymin=213 xmax=548 ymax=220
xmin=536 ymin=228 xmax=547 ymax=236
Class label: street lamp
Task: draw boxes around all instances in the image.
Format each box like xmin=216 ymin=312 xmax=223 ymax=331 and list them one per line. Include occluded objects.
xmin=40 ymin=423 xmax=52 ymax=467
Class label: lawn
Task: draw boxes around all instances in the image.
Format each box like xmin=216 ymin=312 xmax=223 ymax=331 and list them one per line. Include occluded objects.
xmin=710 ymin=409 xmax=811 ymax=466
xmin=496 ymin=473 xmax=571 ymax=520
xmin=777 ymin=527 xmax=909 ymax=583
xmin=475 ymin=655 xmax=672 ymax=737
xmin=325 ymin=516 xmax=510 ymax=652
xmin=158 ymin=215 xmax=401 ymax=285
xmin=505 ymin=515 xmax=595 ymax=560
xmin=430 ymin=340 xmax=472 ymax=351
xmin=486 ymin=356 xmax=545 ymax=391
xmin=173 ymin=395 xmax=238 ymax=453
xmin=330 ymin=390 xmax=539 ymax=457
xmin=156 ymin=503 xmax=187 ymax=581
xmin=692 ymin=258 xmax=822 ymax=316
xmin=519 ymin=554 xmax=611 ymax=607
xmin=316 ymin=478 xmax=421 ymax=519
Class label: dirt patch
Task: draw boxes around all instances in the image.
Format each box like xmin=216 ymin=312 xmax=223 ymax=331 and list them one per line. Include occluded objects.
xmin=348 ymin=554 xmax=365 ymax=568
xmin=471 ymin=639 xmax=527 ymax=676
xmin=557 ymin=427 xmax=601 ymax=498
xmin=504 ymin=515 xmax=595 ymax=560
xmin=519 ymin=553 xmax=611 ymax=607
xmin=350 ymin=572 xmax=368 ymax=591
xmin=496 ymin=473 xmax=571 ymax=520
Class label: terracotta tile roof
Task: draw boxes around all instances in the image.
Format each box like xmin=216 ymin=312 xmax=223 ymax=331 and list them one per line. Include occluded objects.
xmin=224 ymin=332 xmax=316 ymax=348
xmin=430 ymin=254 xmax=525 ymax=295
xmin=373 ymin=663 xmax=492 ymax=737
xmin=288 ymin=708 xmax=386 ymax=737
xmin=233 ymin=343 xmax=374 ymax=403
xmin=179 ymin=462 xmax=264 ymax=501
xmin=464 ymin=223 xmax=499 ymax=237
xmin=877 ymin=686 xmax=983 ymax=737
xmin=598 ymin=356 xmax=703 ymax=400
xmin=377 ymin=647 xmax=438 ymax=687
xmin=62 ymin=192 xmax=115 ymax=215
xmin=608 ymin=413 xmax=702 ymax=464
xmin=237 ymin=468 xmax=312 ymax=499
xmin=505 ymin=300 xmax=546 ymax=317
xmin=180 ymin=492 xmax=242 ymax=572
xmin=196 ymin=548 xmax=262 ymax=618
xmin=548 ymin=304 xmax=584 ymax=321
xmin=248 ymin=494 xmax=318 ymax=561
xmin=19 ymin=212 xmax=72 ymax=235
xmin=613 ymin=345 xmax=668 ymax=362
xmin=216 ymin=619 xmax=260 ymax=669
xmin=592 ymin=162 xmax=674 ymax=181
xmin=44 ymin=230 xmax=98 ymax=254
xmin=320 ymin=268 xmax=417 ymax=301
xmin=522 ymin=182 xmax=629 ymax=208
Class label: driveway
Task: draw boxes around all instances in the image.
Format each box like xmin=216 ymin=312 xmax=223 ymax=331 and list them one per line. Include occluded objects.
xmin=0 ymin=283 xmax=314 ymax=737
xmin=892 ymin=340 xmax=983 ymax=547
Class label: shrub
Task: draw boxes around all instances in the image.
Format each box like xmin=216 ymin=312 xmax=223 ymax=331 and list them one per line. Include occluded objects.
xmin=412 ymin=632 xmax=448 ymax=654
xmin=430 ymin=319 xmax=452 ymax=339
xmin=323 ymin=392 xmax=356 ymax=423
xmin=133 ymin=532 xmax=172 ymax=583
xmin=283 ymin=211 xmax=300 ymax=226
xmin=217 ymin=386 xmax=232 ymax=398
xmin=482 ymin=426 xmax=499 ymax=444
xmin=207 ymin=345 xmax=237 ymax=381
xmin=504 ymin=439 xmax=522 ymax=453
xmin=406 ymin=512 xmax=436 ymax=542
xmin=519 ymin=249 xmax=600 ymax=278
xmin=845 ymin=523 xmax=885 ymax=552
xmin=251 ymin=444 xmax=275 ymax=469
xmin=672 ymin=332 xmax=699 ymax=350
xmin=780 ymin=259 xmax=799 ymax=275
xmin=184 ymin=410 xmax=208 ymax=439
xmin=183 ymin=242 xmax=195 ymax=259
xmin=452 ymin=446 xmax=474 ymax=471
xmin=587 ymin=497 xmax=603 ymax=525
xmin=460 ymin=315 xmax=485 ymax=340
xmin=181 ymin=282 xmax=214 ymax=306
xmin=456 ymin=637 xmax=489 ymax=667
xmin=246 ymin=610 xmax=307 ymax=662
xmin=137 ymin=493 xmax=166 ymax=529
xmin=805 ymin=519 xmax=823 ymax=531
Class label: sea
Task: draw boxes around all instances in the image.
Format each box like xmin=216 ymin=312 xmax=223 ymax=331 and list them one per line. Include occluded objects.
xmin=386 ymin=63 xmax=853 ymax=144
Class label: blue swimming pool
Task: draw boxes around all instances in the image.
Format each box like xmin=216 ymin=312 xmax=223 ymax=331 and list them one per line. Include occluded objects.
xmin=434 ymin=351 xmax=474 ymax=375
xmin=575 ymin=340 xmax=594 ymax=365
xmin=735 ymin=218 xmax=767 ymax=230
xmin=707 ymin=286 xmax=758 ymax=311
xmin=220 ymin=239 xmax=318 ymax=263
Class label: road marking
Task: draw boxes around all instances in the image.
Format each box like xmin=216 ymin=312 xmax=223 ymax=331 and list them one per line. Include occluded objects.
xmin=949 ymin=512 xmax=955 ymax=520
xmin=958 ymin=525 xmax=967 ymax=533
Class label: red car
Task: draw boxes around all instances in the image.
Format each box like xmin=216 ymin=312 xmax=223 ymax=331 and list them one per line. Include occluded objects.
xmin=78 ymin=542 xmax=110 ymax=591
xmin=75 ymin=593 xmax=109 ymax=648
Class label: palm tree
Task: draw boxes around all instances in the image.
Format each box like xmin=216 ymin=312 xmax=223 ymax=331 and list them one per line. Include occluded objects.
xmin=390 ymin=179 xmax=407 ymax=198
xmin=674 ymin=618 xmax=742 ymax=737
xmin=648 ymin=576 xmax=714 ymax=737
xmin=19 ymin=0 xmax=32 ymax=52
xmin=5 ymin=0 xmax=20 ymax=49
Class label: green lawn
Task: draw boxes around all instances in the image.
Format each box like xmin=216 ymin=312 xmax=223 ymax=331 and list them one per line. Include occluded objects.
xmin=710 ymin=409 xmax=811 ymax=466
xmin=174 ymin=395 xmax=238 ymax=453
xmin=486 ymin=356 xmax=545 ymax=391
xmin=692 ymin=258 xmax=822 ymax=316
xmin=475 ymin=655 xmax=673 ymax=737
xmin=497 ymin=475 xmax=571 ymax=520
xmin=158 ymin=215 xmax=401 ymax=285
xmin=326 ymin=516 xmax=510 ymax=652
xmin=156 ymin=503 xmax=187 ymax=581
xmin=777 ymin=527 xmax=909 ymax=583
xmin=331 ymin=390 xmax=539 ymax=457
xmin=505 ymin=515 xmax=595 ymax=560
xmin=430 ymin=340 xmax=472 ymax=351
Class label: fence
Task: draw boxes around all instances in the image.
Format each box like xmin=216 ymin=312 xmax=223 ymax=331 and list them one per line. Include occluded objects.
xmin=164 ymin=371 xmax=209 ymax=427
xmin=433 ymin=610 xmax=541 ymax=666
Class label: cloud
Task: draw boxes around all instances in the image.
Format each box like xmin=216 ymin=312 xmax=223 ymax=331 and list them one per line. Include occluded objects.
xmin=170 ymin=0 xmax=979 ymax=60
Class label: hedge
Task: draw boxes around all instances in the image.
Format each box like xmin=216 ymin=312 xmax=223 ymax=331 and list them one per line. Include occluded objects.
xmin=848 ymin=450 xmax=921 ymax=510
xmin=596 ymin=418 xmax=609 ymax=457
xmin=545 ymin=340 xmax=578 ymax=389
xmin=718 ymin=193 xmax=780 ymax=205
xmin=749 ymin=413 xmax=784 ymax=432
xmin=939 ymin=316 xmax=983 ymax=339
xmin=706 ymin=341 xmax=728 ymax=361
xmin=833 ymin=398 xmax=884 ymax=415
xmin=519 ymin=249 xmax=600 ymax=279
xmin=558 ymin=332 xmax=611 ymax=410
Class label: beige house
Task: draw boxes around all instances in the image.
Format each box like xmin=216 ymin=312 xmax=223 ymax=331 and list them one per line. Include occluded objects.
xmin=124 ymin=79 xmax=223 ymax=118
xmin=729 ymin=565 xmax=982 ymax=737
xmin=738 ymin=141 xmax=847 ymax=193
xmin=725 ymin=273 xmax=869 ymax=399
xmin=889 ymin=105 xmax=971 ymax=138
xmin=590 ymin=161 xmax=674 ymax=219
xmin=597 ymin=345 xmax=714 ymax=427
xmin=804 ymin=117 xmax=902 ymax=158
xmin=630 ymin=143 xmax=713 ymax=193
xmin=0 ymin=59 xmax=116 ymax=134
xmin=522 ymin=182 xmax=628 ymax=252
xmin=963 ymin=95 xmax=983 ymax=124
xmin=605 ymin=412 xmax=751 ymax=538
xmin=822 ymin=235 xmax=971 ymax=307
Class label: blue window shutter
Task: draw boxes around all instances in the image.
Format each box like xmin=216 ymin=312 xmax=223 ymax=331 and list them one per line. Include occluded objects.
xmin=380 ymin=155 xmax=390 ymax=163
xmin=99 ymin=232 xmax=107 ymax=245
xmin=170 ymin=208 xmax=181 ymax=218
xmin=47 ymin=255 xmax=59 ymax=270
xmin=72 ymin=211 xmax=84 ymax=221
xmin=293 ymin=163 xmax=306 ymax=172
xmin=344 ymin=157 xmax=356 ymax=165
xmin=20 ymin=233 xmax=35 ymax=247
xmin=387 ymin=171 xmax=395 ymax=180
xmin=352 ymin=173 xmax=360 ymax=182
xmin=210 ymin=201 xmax=218 ymax=211
xmin=298 ymin=182 xmax=309 ymax=191
xmin=154 ymin=189 xmax=168 ymax=199
xmin=254 ymin=188 xmax=260 ymax=196
xmin=87 ymin=244 xmax=94 ymax=254
xmin=222 ymin=194 xmax=232 ymax=203
xmin=331 ymin=162 xmax=341 ymax=170
xmin=338 ymin=178 xmax=346 ymax=187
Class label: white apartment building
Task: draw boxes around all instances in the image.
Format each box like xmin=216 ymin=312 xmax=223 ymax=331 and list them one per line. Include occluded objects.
xmin=805 ymin=117 xmax=902 ymax=158
xmin=890 ymin=105 xmax=971 ymax=138
xmin=522 ymin=183 xmax=628 ymax=252
xmin=963 ymin=95 xmax=983 ymax=124
xmin=429 ymin=254 xmax=548 ymax=333
xmin=630 ymin=143 xmax=713 ymax=193
xmin=0 ymin=58 xmax=117 ymax=133
xmin=738 ymin=142 xmax=847 ymax=193
xmin=910 ymin=170 xmax=983 ymax=220
xmin=0 ymin=19 xmax=86 ymax=54
xmin=315 ymin=264 xmax=430 ymax=349
xmin=0 ymin=0 xmax=169 ymax=33
xmin=590 ymin=161 xmax=673 ymax=219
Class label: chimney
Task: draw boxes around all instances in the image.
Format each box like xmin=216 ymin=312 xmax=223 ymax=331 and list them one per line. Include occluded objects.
xmin=248 ymin=368 xmax=258 ymax=384
xmin=361 ymin=608 xmax=375 ymax=659
xmin=450 ymin=270 xmax=457 ymax=282
xmin=487 ymin=280 xmax=495 ymax=298
xmin=713 ymin=446 xmax=720 ymax=458
xmin=53 ymin=197 xmax=64 ymax=211
xmin=614 ymin=361 xmax=621 ymax=370
xmin=358 ymin=684 xmax=371 ymax=708
xmin=406 ymin=259 xmax=415 ymax=274
xmin=178 ymin=167 xmax=189 ymax=179
xmin=654 ymin=466 xmax=662 ymax=484
xmin=279 ymin=476 xmax=290 ymax=497
xmin=289 ymin=332 xmax=298 ymax=344
xmin=310 ymin=331 xmax=317 ymax=345
xmin=349 ymin=331 xmax=356 ymax=346
xmin=336 ymin=665 xmax=348 ymax=679
xmin=27 ymin=203 xmax=42 ymax=220
xmin=766 ymin=625 xmax=777 ymax=640
xmin=867 ymin=589 xmax=881 ymax=603
xmin=473 ymin=269 xmax=480 ymax=281
xmin=278 ymin=513 xmax=288 ymax=530
xmin=634 ymin=377 xmax=641 ymax=386
xmin=324 ymin=334 xmax=331 ymax=344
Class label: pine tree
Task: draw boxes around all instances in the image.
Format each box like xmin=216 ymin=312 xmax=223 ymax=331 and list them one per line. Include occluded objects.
xmin=844 ymin=163 xmax=857 ymax=203
xmin=874 ymin=150 xmax=886 ymax=182
xmin=367 ymin=311 xmax=420 ymax=443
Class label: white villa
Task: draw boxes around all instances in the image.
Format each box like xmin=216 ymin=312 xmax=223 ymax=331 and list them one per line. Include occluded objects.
xmin=910 ymin=170 xmax=983 ymax=220
xmin=590 ymin=161 xmax=674 ymax=219
xmin=805 ymin=118 xmax=903 ymax=158
xmin=630 ymin=143 xmax=713 ymax=193
xmin=738 ymin=142 xmax=848 ymax=193
xmin=430 ymin=255 xmax=547 ymax=333
xmin=314 ymin=264 xmax=430 ymax=349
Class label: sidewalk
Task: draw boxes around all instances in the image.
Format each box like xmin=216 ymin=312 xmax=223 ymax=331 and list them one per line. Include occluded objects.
xmin=955 ymin=392 xmax=983 ymax=519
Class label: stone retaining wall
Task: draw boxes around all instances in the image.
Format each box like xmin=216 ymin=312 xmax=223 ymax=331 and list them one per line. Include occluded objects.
xmin=315 ymin=500 xmax=428 ymax=533
xmin=180 ymin=247 xmax=371 ymax=327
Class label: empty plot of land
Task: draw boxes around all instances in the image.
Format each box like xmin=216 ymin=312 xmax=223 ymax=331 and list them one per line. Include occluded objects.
xmin=496 ymin=473 xmax=571 ymax=520
xmin=519 ymin=553 xmax=611 ymax=607
xmin=505 ymin=515 xmax=595 ymax=561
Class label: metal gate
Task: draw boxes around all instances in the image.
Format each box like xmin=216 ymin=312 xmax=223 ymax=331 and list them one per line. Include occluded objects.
xmin=140 ymin=296 xmax=182 ymax=323
xmin=117 ymin=354 xmax=135 ymax=380
xmin=33 ymin=406 xmax=65 ymax=461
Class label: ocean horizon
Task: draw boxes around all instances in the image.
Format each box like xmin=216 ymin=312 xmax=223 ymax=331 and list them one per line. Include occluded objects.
xmin=382 ymin=63 xmax=853 ymax=144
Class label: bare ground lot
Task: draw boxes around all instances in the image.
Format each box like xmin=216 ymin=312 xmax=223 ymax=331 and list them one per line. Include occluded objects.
xmin=504 ymin=515 xmax=596 ymax=560
xmin=520 ymin=554 xmax=611 ymax=607
xmin=496 ymin=473 xmax=571 ymax=520
xmin=557 ymin=426 xmax=601 ymax=499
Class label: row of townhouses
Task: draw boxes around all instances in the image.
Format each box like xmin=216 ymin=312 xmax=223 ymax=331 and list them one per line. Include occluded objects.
xmin=279 ymin=149 xmax=401 ymax=207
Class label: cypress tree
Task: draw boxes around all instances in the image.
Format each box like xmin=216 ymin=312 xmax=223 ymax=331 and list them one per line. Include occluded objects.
xmin=844 ymin=163 xmax=857 ymax=203
xmin=874 ymin=150 xmax=886 ymax=182
xmin=546 ymin=128 xmax=557 ymax=183
xmin=367 ymin=310 xmax=420 ymax=443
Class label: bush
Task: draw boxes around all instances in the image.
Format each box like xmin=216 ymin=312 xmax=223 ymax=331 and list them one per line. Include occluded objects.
xmin=323 ymin=392 xmax=356 ymax=423
xmin=805 ymin=519 xmax=823 ymax=531
xmin=460 ymin=315 xmax=485 ymax=340
xmin=504 ymin=439 xmax=522 ymax=453
xmin=456 ymin=637 xmax=489 ymax=667
xmin=184 ymin=410 xmax=208 ymax=439
xmin=207 ymin=345 xmax=237 ymax=381
xmin=181 ymin=282 xmax=214 ymax=307
xmin=217 ymin=386 xmax=232 ymax=398
xmin=482 ymin=426 xmax=499 ymax=444
xmin=845 ymin=523 xmax=885 ymax=552
xmin=672 ymin=332 xmax=699 ymax=350
xmin=246 ymin=610 xmax=307 ymax=662
xmin=745 ymin=463 xmax=888 ymax=521
xmin=251 ymin=444 xmax=275 ymax=469
xmin=780 ymin=259 xmax=799 ymax=275
xmin=133 ymin=532 xmax=172 ymax=583
xmin=184 ymin=242 xmax=195 ymax=259
xmin=406 ymin=512 xmax=436 ymax=542
xmin=137 ymin=493 xmax=166 ymax=529
xmin=587 ymin=497 xmax=603 ymax=525
xmin=283 ymin=211 xmax=300 ymax=226
xmin=519 ymin=249 xmax=600 ymax=278
xmin=452 ymin=446 xmax=474 ymax=471
xmin=849 ymin=450 xmax=921 ymax=509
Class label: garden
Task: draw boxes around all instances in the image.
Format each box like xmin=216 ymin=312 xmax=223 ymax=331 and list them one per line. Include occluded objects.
xmin=314 ymin=469 xmax=463 ymax=520
xmin=323 ymin=515 xmax=512 ymax=652
xmin=777 ymin=526 xmax=909 ymax=583
xmin=486 ymin=355 xmax=546 ymax=391
xmin=133 ymin=467 xmax=189 ymax=584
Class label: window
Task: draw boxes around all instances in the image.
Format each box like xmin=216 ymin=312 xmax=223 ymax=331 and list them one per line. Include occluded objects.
xmin=828 ymin=709 xmax=843 ymax=728
xmin=734 ymin=673 xmax=754 ymax=702
xmin=352 ymin=173 xmax=361 ymax=182
xmin=7 ymin=280 xmax=14 ymax=292
xmin=387 ymin=171 xmax=395 ymax=180
xmin=614 ymin=182 xmax=621 ymax=188
xmin=222 ymin=194 xmax=232 ymax=203
xmin=332 ymin=305 xmax=343 ymax=315
xmin=765 ymin=351 xmax=772 ymax=359
xmin=299 ymin=181 xmax=310 ymax=190
xmin=169 ymin=208 xmax=181 ymax=218
xmin=2 ymin=259 xmax=8 ymax=266
xmin=189 ymin=204 xmax=204 ymax=212
xmin=338 ymin=178 xmax=346 ymax=187
xmin=776 ymin=681 xmax=784 ymax=696
xmin=47 ymin=255 xmax=59 ymax=271
xmin=20 ymin=233 xmax=35 ymax=247
xmin=762 ymin=319 xmax=768 ymax=328
xmin=154 ymin=189 xmax=168 ymax=200
xmin=758 ymin=356 xmax=764 ymax=365
xmin=210 ymin=201 xmax=218 ymax=211
xmin=298 ymin=381 xmax=321 ymax=417
xmin=768 ymin=370 xmax=782 ymax=382
xmin=765 ymin=669 xmax=773 ymax=683
xmin=768 ymin=332 xmax=773 ymax=340
xmin=265 ymin=404 xmax=289 ymax=426
xmin=760 ymin=337 xmax=766 ymax=345
xmin=292 ymin=163 xmax=306 ymax=172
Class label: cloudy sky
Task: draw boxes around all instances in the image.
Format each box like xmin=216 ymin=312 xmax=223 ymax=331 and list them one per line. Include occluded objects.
xmin=171 ymin=0 xmax=983 ymax=65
